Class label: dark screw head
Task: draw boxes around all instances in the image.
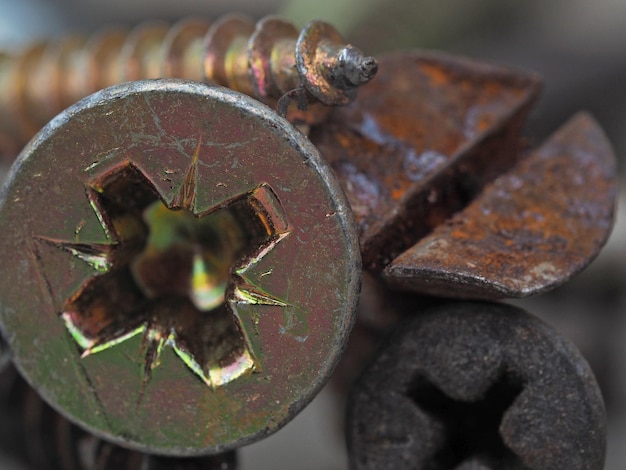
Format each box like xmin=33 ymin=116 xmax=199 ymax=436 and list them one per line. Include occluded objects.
xmin=0 ymin=80 xmax=361 ymax=455
xmin=347 ymin=302 xmax=607 ymax=470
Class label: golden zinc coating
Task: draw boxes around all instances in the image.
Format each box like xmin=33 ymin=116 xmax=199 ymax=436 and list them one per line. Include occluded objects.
xmin=0 ymin=14 xmax=378 ymax=156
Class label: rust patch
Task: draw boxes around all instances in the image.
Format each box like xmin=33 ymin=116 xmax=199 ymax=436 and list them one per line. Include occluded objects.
xmin=310 ymin=50 xmax=542 ymax=271
xmin=383 ymin=113 xmax=617 ymax=298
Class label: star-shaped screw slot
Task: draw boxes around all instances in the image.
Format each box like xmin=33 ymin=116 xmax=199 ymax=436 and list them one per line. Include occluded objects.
xmin=410 ymin=374 xmax=524 ymax=469
xmin=35 ymin=148 xmax=290 ymax=389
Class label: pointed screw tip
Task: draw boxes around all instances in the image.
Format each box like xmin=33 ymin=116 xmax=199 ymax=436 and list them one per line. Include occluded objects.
xmin=359 ymin=56 xmax=378 ymax=83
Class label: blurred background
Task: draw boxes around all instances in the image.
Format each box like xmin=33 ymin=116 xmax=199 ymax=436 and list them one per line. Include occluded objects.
xmin=0 ymin=0 xmax=624 ymax=468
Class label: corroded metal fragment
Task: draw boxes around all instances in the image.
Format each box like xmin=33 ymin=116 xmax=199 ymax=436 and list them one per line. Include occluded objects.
xmin=310 ymin=50 xmax=542 ymax=271
xmin=383 ymin=113 xmax=617 ymax=298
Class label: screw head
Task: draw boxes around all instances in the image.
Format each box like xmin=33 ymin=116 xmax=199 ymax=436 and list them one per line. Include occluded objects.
xmin=347 ymin=302 xmax=607 ymax=469
xmin=0 ymin=80 xmax=360 ymax=455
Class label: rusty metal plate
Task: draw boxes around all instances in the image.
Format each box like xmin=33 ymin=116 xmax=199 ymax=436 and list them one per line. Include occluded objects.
xmin=310 ymin=50 xmax=542 ymax=271
xmin=383 ymin=113 xmax=617 ymax=298
xmin=0 ymin=80 xmax=360 ymax=455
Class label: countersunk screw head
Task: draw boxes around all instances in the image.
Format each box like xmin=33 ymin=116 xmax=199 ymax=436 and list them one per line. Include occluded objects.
xmin=0 ymin=80 xmax=361 ymax=455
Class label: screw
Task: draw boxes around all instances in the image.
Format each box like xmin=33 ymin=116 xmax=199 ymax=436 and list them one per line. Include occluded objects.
xmin=310 ymin=51 xmax=616 ymax=298
xmin=0 ymin=14 xmax=377 ymax=155
xmin=347 ymin=301 xmax=607 ymax=469
xmin=0 ymin=80 xmax=361 ymax=455
xmin=0 ymin=35 xmax=617 ymax=466
xmin=382 ymin=112 xmax=617 ymax=298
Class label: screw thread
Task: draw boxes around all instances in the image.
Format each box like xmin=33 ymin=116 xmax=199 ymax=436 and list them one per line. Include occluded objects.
xmin=0 ymin=14 xmax=377 ymax=155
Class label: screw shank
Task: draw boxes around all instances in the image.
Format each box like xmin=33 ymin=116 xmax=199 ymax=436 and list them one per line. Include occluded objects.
xmin=0 ymin=15 xmax=378 ymax=157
